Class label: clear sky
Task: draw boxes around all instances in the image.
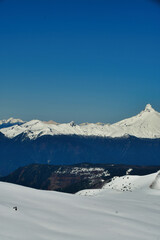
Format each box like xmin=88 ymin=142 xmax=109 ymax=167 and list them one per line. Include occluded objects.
xmin=1 ymin=0 xmax=160 ymax=123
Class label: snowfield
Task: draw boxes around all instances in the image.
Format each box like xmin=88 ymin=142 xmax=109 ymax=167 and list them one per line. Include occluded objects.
xmin=0 ymin=171 xmax=160 ymax=240
xmin=1 ymin=104 xmax=160 ymax=139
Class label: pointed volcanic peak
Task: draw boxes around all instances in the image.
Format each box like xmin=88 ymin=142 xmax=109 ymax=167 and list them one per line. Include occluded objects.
xmin=143 ymin=103 xmax=155 ymax=112
xmin=113 ymin=104 xmax=160 ymax=138
xmin=0 ymin=117 xmax=25 ymax=129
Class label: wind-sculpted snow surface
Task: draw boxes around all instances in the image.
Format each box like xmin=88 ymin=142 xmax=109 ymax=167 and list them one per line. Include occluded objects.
xmin=150 ymin=172 xmax=160 ymax=190
xmin=1 ymin=104 xmax=160 ymax=139
xmin=103 ymin=171 xmax=160 ymax=192
xmin=0 ymin=173 xmax=160 ymax=240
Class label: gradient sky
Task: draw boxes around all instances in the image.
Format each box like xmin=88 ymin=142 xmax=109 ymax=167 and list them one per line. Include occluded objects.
xmin=0 ymin=0 xmax=160 ymax=123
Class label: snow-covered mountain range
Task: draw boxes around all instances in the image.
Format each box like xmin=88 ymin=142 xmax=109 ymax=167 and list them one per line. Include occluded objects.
xmin=1 ymin=104 xmax=160 ymax=139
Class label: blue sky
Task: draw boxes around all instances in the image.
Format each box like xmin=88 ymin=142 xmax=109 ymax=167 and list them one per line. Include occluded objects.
xmin=1 ymin=0 xmax=160 ymax=123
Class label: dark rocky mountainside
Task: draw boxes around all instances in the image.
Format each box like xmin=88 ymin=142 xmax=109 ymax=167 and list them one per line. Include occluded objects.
xmin=0 ymin=133 xmax=160 ymax=176
xmin=1 ymin=163 xmax=159 ymax=193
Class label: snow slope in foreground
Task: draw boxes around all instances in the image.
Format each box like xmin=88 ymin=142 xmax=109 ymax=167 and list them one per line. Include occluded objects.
xmin=0 ymin=173 xmax=160 ymax=240
xmin=1 ymin=104 xmax=160 ymax=139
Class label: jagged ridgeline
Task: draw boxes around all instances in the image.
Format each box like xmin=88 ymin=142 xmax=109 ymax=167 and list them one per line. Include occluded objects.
xmin=1 ymin=104 xmax=160 ymax=139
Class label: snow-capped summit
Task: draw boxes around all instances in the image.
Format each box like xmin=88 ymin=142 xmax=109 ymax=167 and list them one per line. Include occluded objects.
xmin=0 ymin=117 xmax=24 ymax=125
xmin=144 ymin=103 xmax=155 ymax=112
xmin=0 ymin=117 xmax=24 ymax=129
xmin=113 ymin=103 xmax=160 ymax=138
xmin=0 ymin=104 xmax=160 ymax=139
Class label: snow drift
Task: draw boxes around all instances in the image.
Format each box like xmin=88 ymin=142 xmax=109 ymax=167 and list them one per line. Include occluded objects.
xmin=150 ymin=171 xmax=160 ymax=190
xmin=77 ymin=170 xmax=160 ymax=195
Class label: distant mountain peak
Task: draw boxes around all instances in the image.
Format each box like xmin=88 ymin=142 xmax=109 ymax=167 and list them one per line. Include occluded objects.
xmin=70 ymin=121 xmax=76 ymax=127
xmin=1 ymin=117 xmax=24 ymax=124
xmin=0 ymin=117 xmax=24 ymax=129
